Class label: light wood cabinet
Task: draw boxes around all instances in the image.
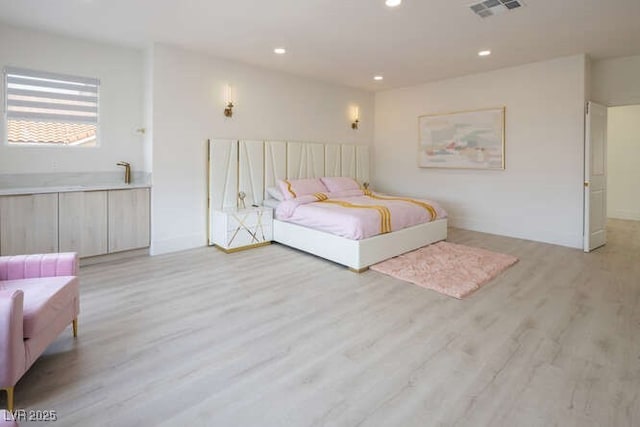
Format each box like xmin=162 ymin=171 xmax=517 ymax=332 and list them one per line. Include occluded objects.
xmin=0 ymin=193 xmax=59 ymax=256
xmin=108 ymin=188 xmax=150 ymax=253
xmin=0 ymin=187 xmax=150 ymax=257
xmin=59 ymin=191 xmax=108 ymax=257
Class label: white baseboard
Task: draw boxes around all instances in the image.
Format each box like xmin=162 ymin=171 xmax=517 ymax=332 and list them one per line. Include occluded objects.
xmin=449 ymin=216 xmax=583 ymax=249
xmin=150 ymin=233 xmax=207 ymax=255
xmin=81 ymin=248 xmax=149 ymax=266
xmin=149 ymin=218 xmax=587 ymax=255
xmin=608 ymin=210 xmax=640 ymax=221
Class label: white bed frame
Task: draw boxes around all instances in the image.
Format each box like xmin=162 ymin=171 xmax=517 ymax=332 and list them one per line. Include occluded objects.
xmin=273 ymin=218 xmax=447 ymax=271
xmin=208 ymin=139 xmax=447 ymax=271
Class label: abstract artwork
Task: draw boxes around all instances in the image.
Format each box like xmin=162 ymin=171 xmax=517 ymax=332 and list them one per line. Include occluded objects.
xmin=418 ymin=107 xmax=505 ymax=170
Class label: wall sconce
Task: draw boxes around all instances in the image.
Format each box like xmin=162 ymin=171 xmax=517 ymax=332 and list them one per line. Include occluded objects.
xmin=351 ymin=106 xmax=360 ymax=130
xmin=224 ymin=84 xmax=234 ymax=118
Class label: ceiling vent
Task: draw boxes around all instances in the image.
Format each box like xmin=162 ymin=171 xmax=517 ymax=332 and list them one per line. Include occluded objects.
xmin=469 ymin=0 xmax=524 ymax=18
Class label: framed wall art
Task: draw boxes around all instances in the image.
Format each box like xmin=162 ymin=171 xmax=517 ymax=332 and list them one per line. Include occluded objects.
xmin=418 ymin=107 xmax=505 ymax=170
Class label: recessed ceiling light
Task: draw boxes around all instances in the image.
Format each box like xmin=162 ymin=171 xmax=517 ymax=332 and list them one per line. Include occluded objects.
xmin=385 ymin=0 xmax=402 ymax=7
xmin=478 ymin=50 xmax=491 ymax=57
xmin=274 ymin=48 xmax=286 ymax=55
xmin=374 ymin=75 xmax=384 ymax=81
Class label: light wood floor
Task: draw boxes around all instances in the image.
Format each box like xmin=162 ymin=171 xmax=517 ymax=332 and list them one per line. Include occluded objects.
xmin=3 ymin=221 xmax=639 ymax=426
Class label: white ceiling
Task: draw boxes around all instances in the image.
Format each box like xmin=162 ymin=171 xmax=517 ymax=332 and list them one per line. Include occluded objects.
xmin=1 ymin=0 xmax=639 ymax=91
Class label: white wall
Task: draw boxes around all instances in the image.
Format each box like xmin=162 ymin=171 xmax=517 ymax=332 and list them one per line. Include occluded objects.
xmin=0 ymin=24 xmax=145 ymax=174
xmin=591 ymin=55 xmax=640 ymax=107
xmin=142 ymin=46 xmax=154 ymax=174
xmin=150 ymin=44 xmax=374 ymax=254
xmin=607 ymin=105 xmax=640 ymax=220
xmin=374 ymin=55 xmax=587 ymax=248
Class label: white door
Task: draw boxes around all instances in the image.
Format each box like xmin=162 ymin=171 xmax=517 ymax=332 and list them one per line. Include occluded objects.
xmin=584 ymin=101 xmax=608 ymax=252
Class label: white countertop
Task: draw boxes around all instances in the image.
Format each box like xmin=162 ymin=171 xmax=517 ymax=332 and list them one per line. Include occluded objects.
xmin=0 ymin=182 xmax=151 ymax=196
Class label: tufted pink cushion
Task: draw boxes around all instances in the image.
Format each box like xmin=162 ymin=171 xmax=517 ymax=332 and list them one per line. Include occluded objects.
xmin=320 ymin=177 xmax=361 ymax=193
xmin=277 ymin=178 xmax=328 ymax=200
xmin=0 ymin=253 xmax=78 ymax=281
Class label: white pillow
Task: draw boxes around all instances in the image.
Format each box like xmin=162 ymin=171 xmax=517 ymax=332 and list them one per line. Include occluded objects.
xmin=266 ymin=186 xmax=285 ymax=201
xmin=262 ymin=198 xmax=281 ymax=209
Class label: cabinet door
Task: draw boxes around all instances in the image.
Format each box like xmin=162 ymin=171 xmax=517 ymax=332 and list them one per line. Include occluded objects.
xmin=0 ymin=193 xmax=59 ymax=256
xmin=108 ymin=188 xmax=150 ymax=253
xmin=59 ymin=191 xmax=108 ymax=257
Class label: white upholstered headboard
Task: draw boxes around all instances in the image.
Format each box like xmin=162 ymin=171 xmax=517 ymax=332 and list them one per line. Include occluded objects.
xmin=208 ymin=140 xmax=370 ymax=211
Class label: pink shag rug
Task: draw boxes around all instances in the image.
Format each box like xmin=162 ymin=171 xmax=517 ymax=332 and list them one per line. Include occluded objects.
xmin=370 ymin=241 xmax=518 ymax=299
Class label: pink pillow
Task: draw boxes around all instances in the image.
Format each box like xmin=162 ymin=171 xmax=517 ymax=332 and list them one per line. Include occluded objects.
xmin=278 ymin=178 xmax=328 ymax=200
xmin=320 ymin=177 xmax=361 ymax=193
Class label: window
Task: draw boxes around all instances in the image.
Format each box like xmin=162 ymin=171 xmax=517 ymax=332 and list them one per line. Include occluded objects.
xmin=4 ymin=67 xmax=99 ymax=147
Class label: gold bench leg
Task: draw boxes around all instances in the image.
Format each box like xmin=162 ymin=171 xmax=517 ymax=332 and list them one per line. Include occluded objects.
xmin=4 ymin=387 xmax=14 ymax=412
xmin=72 ymin=318 xmax=78 ymax=338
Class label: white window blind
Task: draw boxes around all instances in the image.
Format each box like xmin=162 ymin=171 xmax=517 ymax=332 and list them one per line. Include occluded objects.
xmin=4 ymin=67 xmax=99 ymax=146
xmin=5 ymin=67 xmax=99 ymax=124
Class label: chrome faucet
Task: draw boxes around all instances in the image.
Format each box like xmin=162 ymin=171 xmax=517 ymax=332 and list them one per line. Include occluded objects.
xmin=117 ymin=161 xmax=131 ymax=184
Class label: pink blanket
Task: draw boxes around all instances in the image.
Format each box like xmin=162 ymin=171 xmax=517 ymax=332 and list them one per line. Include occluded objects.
xmin=276 ymin=190 xmax=447 ymax=240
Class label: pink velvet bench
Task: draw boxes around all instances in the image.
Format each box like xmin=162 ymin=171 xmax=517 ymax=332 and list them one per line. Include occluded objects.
xmin=0 ymin=253 xmax=79 ymax=412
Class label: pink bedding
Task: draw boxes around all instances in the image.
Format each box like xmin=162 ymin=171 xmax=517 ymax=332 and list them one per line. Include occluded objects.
xmin=275 ymin=189 xmax=447 ymax=240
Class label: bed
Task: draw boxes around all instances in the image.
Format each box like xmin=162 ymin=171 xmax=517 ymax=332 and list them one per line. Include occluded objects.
xmin=269 ymin=178 xmax=448 ymax=271
xmin=208 ymin=139 xmax=448 ymax=272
